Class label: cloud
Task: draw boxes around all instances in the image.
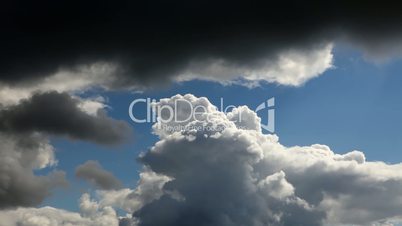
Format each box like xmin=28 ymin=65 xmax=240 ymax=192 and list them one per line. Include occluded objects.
xmin=0 ymin=76 xmax=131 ymax=210
xmin=96 ymin=169 xmax=171 ymax=213
xmin=76 ymin=161 xmax=123 ymax=190
xmin=0 ymin=91 xmax=131 ymax=145
xmin=0 ymin=133 xmax=67 ymax=209
xmin=176 ymin=43 xmax=334 ymax=87
xmin=125 ymin=94 xmax=402 ymax=225
xmin=0 ymin=194 xmax=120 ymax=226
xmin=0 ymin=62 xmax=118 ymax=106
xmin=2 ymin=1 xmax=402 ymax=88
xmin=3 ymin=94 xmax=402 ymax=224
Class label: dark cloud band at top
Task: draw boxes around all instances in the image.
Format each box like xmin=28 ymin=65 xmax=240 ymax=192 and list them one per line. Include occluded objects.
xmin=1 ymin=1 xmax=402 ymax=87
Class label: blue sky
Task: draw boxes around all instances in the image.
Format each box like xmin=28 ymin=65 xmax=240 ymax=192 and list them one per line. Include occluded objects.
xmin=41 ymin=45 xmax=402 ymax=212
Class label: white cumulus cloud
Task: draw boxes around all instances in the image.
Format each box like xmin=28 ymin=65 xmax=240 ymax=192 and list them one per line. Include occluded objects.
xmin=176 ymin=43 xmax=334 ymax=87
xmin=132 ymin=94 xmax=402 ymax=226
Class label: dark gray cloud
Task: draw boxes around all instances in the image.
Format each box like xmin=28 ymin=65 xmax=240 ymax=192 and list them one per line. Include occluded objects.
xmin=0 ymin=133 xmax=67 ymax=209
xmin=119 ymin=218 xmax=137 ymax=226
xmin=1 ymin=1 xmax=402 ymax=87
xmin=76 ymin=160 xmax=123 ymax=190
xmin=0 ymin=91 xmax=131 ymax=145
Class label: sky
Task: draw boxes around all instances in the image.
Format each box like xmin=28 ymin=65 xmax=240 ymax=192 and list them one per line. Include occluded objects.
xmin=3 ymin=1 xmax=402 ymax=226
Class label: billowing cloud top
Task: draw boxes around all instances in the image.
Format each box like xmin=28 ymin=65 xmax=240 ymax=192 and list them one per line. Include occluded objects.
xmin=134 ymin=94 xmax=402 ymax=226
